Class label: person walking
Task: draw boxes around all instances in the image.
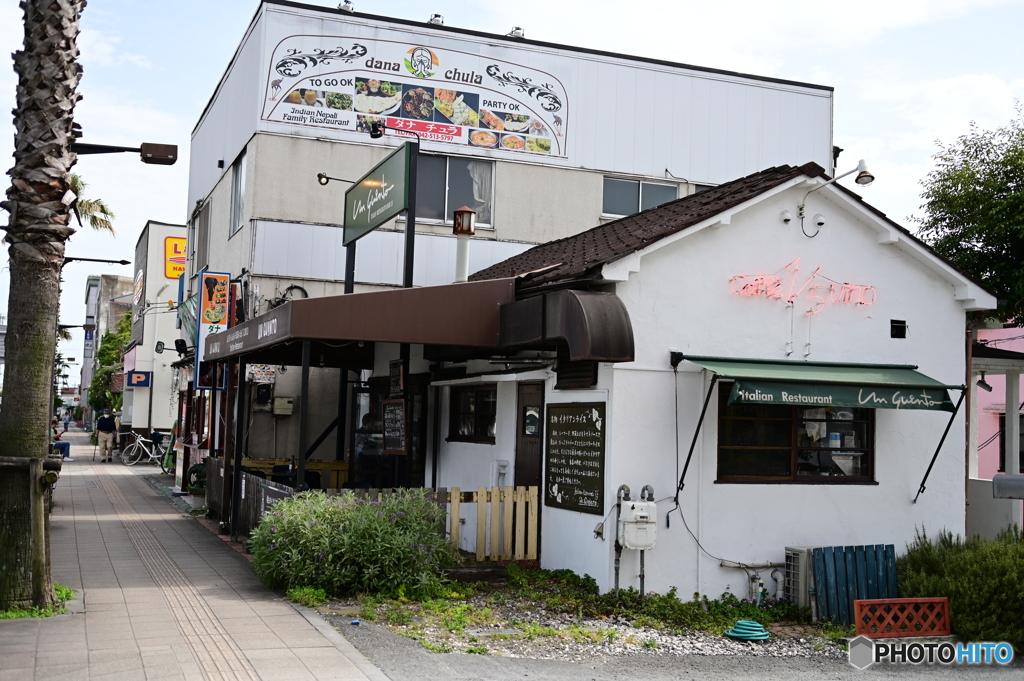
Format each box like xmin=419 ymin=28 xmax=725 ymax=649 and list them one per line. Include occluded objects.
xmin=63 ymin=410 xmax=71 ymax=431
xmin=96 ymin=408 xmax=118 ymax=462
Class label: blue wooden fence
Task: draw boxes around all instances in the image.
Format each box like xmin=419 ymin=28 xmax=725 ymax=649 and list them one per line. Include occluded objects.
xmin=812 ymin=544 xmax=897 ymax=625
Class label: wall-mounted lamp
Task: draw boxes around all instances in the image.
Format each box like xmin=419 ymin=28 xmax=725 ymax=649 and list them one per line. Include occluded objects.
xmin=316 ymin=172 xmax=353 ymax=186
xmin=977 ymin=372 xmax=994 ymax=392
xmin=796 ymin=159 xmax=875 ymax=238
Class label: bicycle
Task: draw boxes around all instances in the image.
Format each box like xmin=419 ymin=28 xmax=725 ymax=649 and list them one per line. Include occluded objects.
xmin=121 ymin=432 xmax=171 ymax=473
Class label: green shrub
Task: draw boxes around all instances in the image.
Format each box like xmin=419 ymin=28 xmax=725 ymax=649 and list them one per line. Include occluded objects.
xmin=249 ymin=490 xmax=456 ymax=598
xmin=286 ymin=586 xmax=327 ymax=607
xmin=898 ymin=527 xmax=1024 ymax=649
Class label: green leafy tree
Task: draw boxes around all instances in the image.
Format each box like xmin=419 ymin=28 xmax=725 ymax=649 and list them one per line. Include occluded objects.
xmin=914 ymin=110 xmax=1024 ymax=323
xmin=87 ymin=312 xmax=131 ymax=413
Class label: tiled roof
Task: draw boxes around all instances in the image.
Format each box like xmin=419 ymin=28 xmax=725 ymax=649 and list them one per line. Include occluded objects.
xmin=471 ymin=162 xmax=826 ymax=287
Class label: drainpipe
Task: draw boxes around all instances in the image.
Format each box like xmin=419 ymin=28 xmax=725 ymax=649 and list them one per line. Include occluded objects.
xmin=453 ymin=206 xmax=476 ymax=283
xmin=614 ymin=484 xmax=630 ymax=595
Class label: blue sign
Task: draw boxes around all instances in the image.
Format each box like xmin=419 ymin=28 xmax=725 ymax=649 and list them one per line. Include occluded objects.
xmin=125 ymin=371 xmax=152 ymax=388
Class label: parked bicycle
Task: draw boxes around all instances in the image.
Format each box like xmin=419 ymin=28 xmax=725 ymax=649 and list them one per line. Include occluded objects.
xmin=121 ymin=431 xmax=171 ymax=473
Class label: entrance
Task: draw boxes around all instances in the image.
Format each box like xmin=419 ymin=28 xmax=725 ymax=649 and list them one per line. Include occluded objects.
xmin=515 ymin=382 xmax=544 ymax=487
xmin=349 ymin=374 xmax=428 ymax=488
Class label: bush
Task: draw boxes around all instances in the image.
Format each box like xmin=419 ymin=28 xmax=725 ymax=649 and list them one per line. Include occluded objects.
xmin=898 ymin=527 xmax=1024 ymax=649
xmin=249 ymin=490 xmax=456 ymax=598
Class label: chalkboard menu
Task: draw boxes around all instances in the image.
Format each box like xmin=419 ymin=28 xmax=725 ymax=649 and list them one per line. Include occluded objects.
xmin=382 ymin=399 xmax=407 ymax=455
xmin=544 ymin=403 xmax=605 ymax=515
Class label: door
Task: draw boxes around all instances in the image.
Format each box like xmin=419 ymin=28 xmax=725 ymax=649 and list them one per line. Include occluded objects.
xmin=515 ymin=382 xmax=544 ymax=488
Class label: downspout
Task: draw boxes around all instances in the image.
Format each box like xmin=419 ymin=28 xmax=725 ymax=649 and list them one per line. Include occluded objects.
xmin=614 ymin=484 xmax=630 ymax=595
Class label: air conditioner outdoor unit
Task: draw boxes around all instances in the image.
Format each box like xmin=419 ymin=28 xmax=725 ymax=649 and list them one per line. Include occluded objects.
xmin=784 ymin=546 xmax=816 ymax=613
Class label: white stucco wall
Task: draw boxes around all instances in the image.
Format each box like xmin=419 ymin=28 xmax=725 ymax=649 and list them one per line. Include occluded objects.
xmin=533 ymin=182 xmax=990 ymax=597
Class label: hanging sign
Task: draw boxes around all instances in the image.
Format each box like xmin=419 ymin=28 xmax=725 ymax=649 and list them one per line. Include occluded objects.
xmin=389 ymin=359 xmax=404 ymax=397
xmin=195 ymin=271 xmax=230 ymax=390
xmin=382 ymin=399 xmax=407 ymax=455
xmin=544 ymin=403 xmax=605 ymax=515
xmin=343 ymin=142 xmax=411 ymax=246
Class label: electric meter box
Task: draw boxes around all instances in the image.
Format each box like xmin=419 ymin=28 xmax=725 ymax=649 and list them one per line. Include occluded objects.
xmin=272 ymin=396 xmax=294 ymax=416
xmin=617 ymin=500 xmax=657 ymax=550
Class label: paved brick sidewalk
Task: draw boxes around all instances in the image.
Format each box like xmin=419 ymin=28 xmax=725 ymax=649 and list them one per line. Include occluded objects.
xmin=0 ymin=428 xmax=388 ymax=681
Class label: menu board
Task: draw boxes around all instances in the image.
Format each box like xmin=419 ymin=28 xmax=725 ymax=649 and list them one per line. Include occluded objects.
xmin=261 ymin=36 xmax=567 ymax=158
xmin=382 ymin=399 xmax=407 ymax=455
xmin=544 ymin=403 xmax=605 ymax=515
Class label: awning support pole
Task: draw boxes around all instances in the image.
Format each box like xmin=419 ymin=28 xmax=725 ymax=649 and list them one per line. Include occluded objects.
xmin=230 ymin=357 xmax=247 ymax=542
xmin=298 ymin=341 xmax=310 ymax=490
xmin=677 ymin=374 xmax=718 ymax=494
xmin=913 ymin=389 xmax=966 ymax=504
xmin=344 ymin=243 xmax=355 ymax=295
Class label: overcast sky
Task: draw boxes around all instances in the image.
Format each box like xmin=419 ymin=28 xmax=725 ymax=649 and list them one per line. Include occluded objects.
xmin=2 ymin=0 xmax=1023 ymax=383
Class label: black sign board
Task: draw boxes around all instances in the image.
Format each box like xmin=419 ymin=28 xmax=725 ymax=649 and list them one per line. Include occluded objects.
xmin=389 ymin=359 xmax=404 ymax=398
xmin=382 ymin=399 xmax=407 ymax=455
xmin=544 ymin=402 xmax=605 ymax=515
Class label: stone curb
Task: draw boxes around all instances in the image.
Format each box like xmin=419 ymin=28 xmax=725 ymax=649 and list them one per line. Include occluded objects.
xmin=289 ymin=601 xmax=393 ymax=681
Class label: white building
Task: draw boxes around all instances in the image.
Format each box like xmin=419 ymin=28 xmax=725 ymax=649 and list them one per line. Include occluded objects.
xmin=207 ymin=161 xmax=995 ymax=600
xmin=80 ymin=274 xmax=133 ymax=427
xmin=184 ymin=0 xmax=836 ymax=468
xmin=123 ymin=220 xmax=187 ymax=435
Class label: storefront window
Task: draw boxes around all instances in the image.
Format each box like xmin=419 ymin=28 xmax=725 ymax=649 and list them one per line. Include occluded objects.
xmin=416 ymin=155 xmax=493 ymax=225
xmin=717 ymin=384 xmax=874 ymax=482
xmin=448 ymin=385 xmax=497 ymax=444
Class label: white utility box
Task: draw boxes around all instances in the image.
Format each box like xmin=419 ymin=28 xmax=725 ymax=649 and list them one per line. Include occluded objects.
xmin=272 ymin=396 xmax=294 ymax=416
xmin=617 ymin=500 xmax=657 ymax=550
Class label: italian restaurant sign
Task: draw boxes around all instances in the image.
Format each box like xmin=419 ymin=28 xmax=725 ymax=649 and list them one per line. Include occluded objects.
xmin=545 ymin=403 xmax=605 ymax=515
xmin=343 ymin=142 xmax=410 ymax=246
xmin=261 ymin=35 xmax=567 ymax=158
xmin=728 ymin=381 xmax=955 ymax=412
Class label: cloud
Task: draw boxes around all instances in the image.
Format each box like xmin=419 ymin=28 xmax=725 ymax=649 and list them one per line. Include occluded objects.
xmin=78 ymin=28 xmax=151 ymax=69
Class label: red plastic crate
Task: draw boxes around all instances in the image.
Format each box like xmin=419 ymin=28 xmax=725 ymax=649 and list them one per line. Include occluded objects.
xmin=854 ymin=597 xmax=950 ymax=638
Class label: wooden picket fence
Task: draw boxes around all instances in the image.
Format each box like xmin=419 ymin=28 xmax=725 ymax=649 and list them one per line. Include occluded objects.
xmin=331 ymin=486 xmax=539 ymax=562
xmin=203 ymin=459 xmax=539 ymax=562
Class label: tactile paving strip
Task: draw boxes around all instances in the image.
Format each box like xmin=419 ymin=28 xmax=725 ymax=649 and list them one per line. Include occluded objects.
xmin=96 ymin=466 xmax=260 ymax=680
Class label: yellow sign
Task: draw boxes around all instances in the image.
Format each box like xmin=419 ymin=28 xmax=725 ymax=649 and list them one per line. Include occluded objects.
xmin=164 ymin=237 xmax=187 ymax=279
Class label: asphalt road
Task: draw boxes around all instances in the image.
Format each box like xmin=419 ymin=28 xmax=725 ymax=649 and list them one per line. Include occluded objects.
xmin=333 ymin=617 xmax=1022 ymax=681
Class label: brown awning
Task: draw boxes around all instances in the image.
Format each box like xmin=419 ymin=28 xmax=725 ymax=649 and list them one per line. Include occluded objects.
xmin=205 ymin=278 xmax=517 ymax=363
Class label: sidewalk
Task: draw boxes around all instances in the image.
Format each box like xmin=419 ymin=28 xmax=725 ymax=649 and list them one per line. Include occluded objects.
xmin=0 ymin=427 xmax=389 ymax=681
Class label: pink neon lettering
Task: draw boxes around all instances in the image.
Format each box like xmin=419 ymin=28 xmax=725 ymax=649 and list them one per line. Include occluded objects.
xmin=730 ymin=261 xmax=877 ymax=315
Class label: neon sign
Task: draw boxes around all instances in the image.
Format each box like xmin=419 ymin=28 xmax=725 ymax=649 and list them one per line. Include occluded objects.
xmin=730 ymin=259 xmax=876 ymax=315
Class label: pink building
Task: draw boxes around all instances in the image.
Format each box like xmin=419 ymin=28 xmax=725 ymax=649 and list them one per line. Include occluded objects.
xmin=969 ymin=328 xmax=1024 ymax=535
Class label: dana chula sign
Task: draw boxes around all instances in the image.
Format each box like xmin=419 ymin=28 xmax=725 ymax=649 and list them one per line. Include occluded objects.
xmin=344 ymin=142 xmax=411 ymax=246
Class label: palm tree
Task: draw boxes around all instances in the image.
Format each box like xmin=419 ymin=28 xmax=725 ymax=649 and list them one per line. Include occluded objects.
xmin=70 ymin=174 xmax=115 ymax=234
xmin=0 ymin=0 xmax=86 ymax=609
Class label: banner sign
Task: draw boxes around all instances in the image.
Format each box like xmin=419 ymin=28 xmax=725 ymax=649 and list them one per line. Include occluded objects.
xmin=728 ymin=381 xmax=955 ymax=412
xmin=165 ymin=237 xmax=187 ymax=279
xmin=195 ymin=271 xmax=230 ymax=390
xmin=544 ymin=403 xmax=605 ymax=515
xmin=261 ymin=35 xmax=566 ymax=158
xmin=343 ymin=142 xmax=410 ymax=246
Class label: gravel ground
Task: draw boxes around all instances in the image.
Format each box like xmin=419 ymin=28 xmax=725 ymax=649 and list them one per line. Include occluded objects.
xmin=322 ymin=590 xmax=848 ymax=664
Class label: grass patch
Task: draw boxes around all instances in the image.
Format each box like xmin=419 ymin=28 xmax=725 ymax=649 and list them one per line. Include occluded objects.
xmin=0 ymin=583 xmax=76 ymax=619
xmin=286 ymin=586 xmax=327 ymax=608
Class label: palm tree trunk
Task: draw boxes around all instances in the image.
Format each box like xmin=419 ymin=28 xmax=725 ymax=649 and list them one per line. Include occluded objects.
xmin=0 ymin=0 xmax=84 ymax=609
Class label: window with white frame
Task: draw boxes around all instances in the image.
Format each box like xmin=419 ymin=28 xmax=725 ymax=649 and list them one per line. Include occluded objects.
xmin=229 ymin=151 xmax=247 ymax=237
xmin=191 ymin=200 xmax=211 ymax=276
xmin=416 ymin=155 xmax=493 ymax=226
xmin=602 ymin=178 xmax=677 ymax=217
